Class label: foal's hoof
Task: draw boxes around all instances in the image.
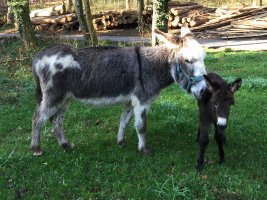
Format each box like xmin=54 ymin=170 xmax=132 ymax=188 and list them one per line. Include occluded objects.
xmin=196 ymin=163 xmax=204 ymax=172
xmin=140 ymin=146 xmax=153 ymax=156
xmin=219 ymin=158 xmax=225 ymax=164
xmin=31 ymin=146 xmax=43 ymax=156
xmin=62 ymin=142 xmax=75 ymax=151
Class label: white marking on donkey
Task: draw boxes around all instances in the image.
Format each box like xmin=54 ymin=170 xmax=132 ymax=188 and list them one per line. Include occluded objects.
xmin=31 ymin=27 xmax=207 ymax=156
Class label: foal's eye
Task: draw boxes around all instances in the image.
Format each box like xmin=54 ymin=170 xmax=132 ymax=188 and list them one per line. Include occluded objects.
xmin=214 ymin=102 xmax=218 ymax=108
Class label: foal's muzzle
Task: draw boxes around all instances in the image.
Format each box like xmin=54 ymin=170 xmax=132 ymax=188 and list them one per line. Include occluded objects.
xmin=217 ymin=124 xmax=227 ymax=130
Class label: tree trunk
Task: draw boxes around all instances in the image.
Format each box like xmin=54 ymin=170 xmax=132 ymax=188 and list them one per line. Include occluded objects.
xmin=82 ymin=0 xmax=98 ymax=46
xmin=75 ymin=0 xmax=91 ymax=43
xmin=151 ymin=0 xmax=169 ymax=46
xmin=66 ymin=0 xmax=73 ymax=11
xmin=11 ymin=0 xmax=37 ymax=49
xmin=137 ymin=0 xmax=144 ymax=32
xmin=126 ymin=0 xmax=130 ymax=9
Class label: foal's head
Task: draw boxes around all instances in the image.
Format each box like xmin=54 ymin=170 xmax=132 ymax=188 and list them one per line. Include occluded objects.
xmin=204 ymin=73 xmax=242 ymax=129
xmin=154 ymin=27 xmax=207 ymax=99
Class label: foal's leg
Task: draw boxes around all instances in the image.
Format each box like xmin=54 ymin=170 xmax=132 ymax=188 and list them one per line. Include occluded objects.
xmin=51 ymin=107 xmax=74 ymax=150
xmin=31 ymin=99 xmax=58 ymax=156
xmin=133 ymin=101 xmax=151 ymax=155
xmin=196 ymin=127 xmax=201 ymax=143
xmin=214 ymin=124 xmax=225 ymax=164
xmin=117 ymin=104 xmax=133 ymax=146
xmin=196 ymin=123 xmax=209 ymax=171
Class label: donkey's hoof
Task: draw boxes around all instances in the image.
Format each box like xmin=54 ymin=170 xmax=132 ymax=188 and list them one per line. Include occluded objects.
xmin=62 ymin=142 xmax=75 ymax=150
xmin=140 ymin=146 xmax=153 ymax=156
xmin=31 ymin=146 xmax=42 ymax=156
xmin=117 ymin=140 xmax=126 ymax=148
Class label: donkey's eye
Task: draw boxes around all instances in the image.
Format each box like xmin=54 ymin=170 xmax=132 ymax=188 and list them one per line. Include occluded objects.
xmin=185 ymin=59 xmax=193 ymax=64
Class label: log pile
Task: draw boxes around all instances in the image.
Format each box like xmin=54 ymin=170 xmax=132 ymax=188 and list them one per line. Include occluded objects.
xmin=30 ymin=5 xmax=139 ymax=31
xmin=92 ymin=10 xmax=138 ymax=31
xmin=202 ymin=7 xmax=267 ymax=39
xmin=142 ymin=2 xmax=210 ymax=29
xmin=29 ymin=2 xmax=267 ymax=39
xmin=168 ymin=2 xmax=208 ymax=28
xmin=30 ymin=5 xmax=67 ymax=17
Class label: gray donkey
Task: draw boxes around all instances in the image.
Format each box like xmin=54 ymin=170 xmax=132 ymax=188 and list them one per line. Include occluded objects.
xmin=31 ymin=27 xmax=207 ymax=156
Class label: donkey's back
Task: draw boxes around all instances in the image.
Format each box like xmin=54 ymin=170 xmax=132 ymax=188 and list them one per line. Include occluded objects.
xmin=33 ymin=44 xmax=161 ymax=105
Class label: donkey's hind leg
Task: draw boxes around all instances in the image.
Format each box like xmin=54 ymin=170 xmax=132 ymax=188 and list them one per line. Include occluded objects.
xmin=117 ymin=104 xmax=133 ymax=146
xmin=31 ymin=101 xmax=58 ymax=156
xmin=51 ymin=107 xmax=74 ymax=150
xmin=133 ymin=100 xmax=151 ymax=155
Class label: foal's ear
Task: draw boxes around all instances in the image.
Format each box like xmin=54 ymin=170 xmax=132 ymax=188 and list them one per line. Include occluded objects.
xmin=203 ymin=74 xmax=220 ymax=91
xmin=229 ymin=78 xmax=242 ymax=93
xmin=153 ymin=29 xmax=177 ymax=48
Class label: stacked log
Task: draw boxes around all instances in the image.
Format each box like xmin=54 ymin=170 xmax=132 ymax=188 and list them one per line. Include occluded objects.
xmin=31 ymin=13 xmax=77 ymax=31
xmin=142 ymin=2 xmax=208 ymax=29
xmin=29 ymin=2 xmax=267 ymax=40
xmin=209 ymin=11 xmax=267 ymax=39
xmin=30 ymin=5 xmax=67 ymax=17
xmin=93 ymin=10 xmax=138 ymax=31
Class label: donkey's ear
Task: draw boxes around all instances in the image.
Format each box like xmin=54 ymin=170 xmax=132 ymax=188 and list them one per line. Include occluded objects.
xmin=180 ymin=26 xmax=191 ymax=38
xmin=230 ymin=78 xmax=242 ymax=93
xmin=153 ymin=29 xmax=177 ymax=48
xmin=203 ymin=74 xmax=220 ymax=91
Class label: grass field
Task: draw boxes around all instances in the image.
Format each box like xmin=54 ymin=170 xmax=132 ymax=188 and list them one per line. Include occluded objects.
xmin=0 ymin=40 xmax=267 ymax=199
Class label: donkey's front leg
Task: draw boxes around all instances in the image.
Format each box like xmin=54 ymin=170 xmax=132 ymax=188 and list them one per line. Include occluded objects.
xmin=133 ymin=102 xmax=151 ymax=155
xmin=117 ymin=104 xmax=133 ymax=146
xmin=196 ymin=123 xmax=209 ymax=171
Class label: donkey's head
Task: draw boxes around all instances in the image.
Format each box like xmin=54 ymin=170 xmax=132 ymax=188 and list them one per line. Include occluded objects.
xmin=204 ymin=73 xmax=242 ymax=129
xmin=154 ymin=27 xmax=207 ymax=99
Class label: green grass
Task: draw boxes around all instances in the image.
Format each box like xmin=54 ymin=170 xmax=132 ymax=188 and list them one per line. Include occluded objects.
xmin=0 ymin=40 xmax=267 ymax=199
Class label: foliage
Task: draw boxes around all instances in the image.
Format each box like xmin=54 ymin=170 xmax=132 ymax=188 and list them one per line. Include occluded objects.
xmin=8 ymin=0 xmax=28 ymax=25
xmin=153 ymin=0 xmax=169 ymax=31
xmin=0 ymin=40 xmax=267 ymax=199
xmin=8 ymin=0 xmax=36 ymax=49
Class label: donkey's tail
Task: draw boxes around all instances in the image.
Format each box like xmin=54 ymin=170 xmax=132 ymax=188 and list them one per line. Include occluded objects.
xmin=32 ymin=64 xmax=42 ymax=107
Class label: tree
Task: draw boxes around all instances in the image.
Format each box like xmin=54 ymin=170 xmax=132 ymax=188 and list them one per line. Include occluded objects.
xmin=75 ymin=0 xmax=98 ymax=46
xmin=9 ymin=0 xmax=37 ymax=49
xmin=82 ymin=0 xmax=98 ymax=46
xmin=75 ymin=0 xmax=91 ymax=43
xmin=137 ymin=0 xmax=144 ymax=32
xmin=151 ymin=0 xmax=170 ymax=46
xmin=66 ymin=0 xmax=73 ymax=12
